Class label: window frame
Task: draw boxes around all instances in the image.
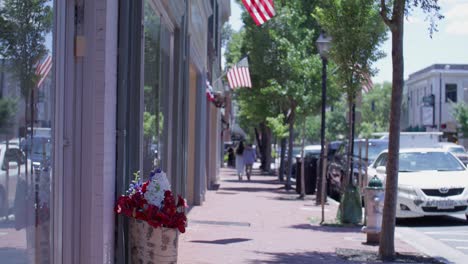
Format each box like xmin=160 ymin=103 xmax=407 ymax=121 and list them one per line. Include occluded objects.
xmin=445 ymin=83 xmax=457 ymax=103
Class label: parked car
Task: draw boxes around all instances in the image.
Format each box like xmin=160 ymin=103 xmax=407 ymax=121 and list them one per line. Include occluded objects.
xmin=434 ymin=142 xmax=468 ymax=166
xmin=291 ymin=145 xmax=321 ymax=178
xmin=367 ymin=148 xmax=468 ymax=220
xmin=326 ymin=139 xmax=388 ymax=200
xmin=0 ymin=143 xmax=30 ymax=218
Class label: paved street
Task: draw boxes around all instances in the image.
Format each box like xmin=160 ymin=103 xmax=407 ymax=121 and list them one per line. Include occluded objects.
xmin=179 ymin=167 xmax=421 ymax=264
xmin=395 ymin=214 xmax=468 ymax=263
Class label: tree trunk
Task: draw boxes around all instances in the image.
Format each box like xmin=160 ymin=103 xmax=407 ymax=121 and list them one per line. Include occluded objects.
xmin=286 ymin=106 xmax=296 ymax=190
xmin=254 ymin=126 xmax=264 ymax=170
xmin=279 ymin=138 xmax=286 ymax=181
xmin=348 ymin=96 xmax=356 ymax=187
xmin=379 ymin=0 xmax=405 ymax=259
xmin=260 ymin=122 xmax=272 ymax=174
xmin=299 ymin=118 xmax=306 ymax=198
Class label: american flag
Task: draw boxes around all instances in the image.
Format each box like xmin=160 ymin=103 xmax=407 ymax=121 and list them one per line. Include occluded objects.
xmin=242 ymin=0 xmax=276 ymax=26
xmin=35 ymin=55 xmax=52 ymax=88
xmin=206 ymin=81 xmax=215 ymax=102
xmin=361 ymin=71 xmax=373 ymax=93
xmin=227 ymin=57 xmax=252 ymax=89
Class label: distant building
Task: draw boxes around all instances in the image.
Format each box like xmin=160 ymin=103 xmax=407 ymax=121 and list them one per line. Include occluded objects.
xmin=403 ymin=64 xmax=468 ymax=146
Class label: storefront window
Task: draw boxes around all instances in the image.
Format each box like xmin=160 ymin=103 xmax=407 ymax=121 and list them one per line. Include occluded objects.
xmin=142 ymin=0 xmax=172 ymax=178
xmin=0 ymin=0 xmax=55 ymax=263
xmin=143 ymin=0 xmax=162 ymax=177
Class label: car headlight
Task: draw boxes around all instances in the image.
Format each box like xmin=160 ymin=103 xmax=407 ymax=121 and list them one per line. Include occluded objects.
xmin=398 ymin=185 xmax=419 ymax=197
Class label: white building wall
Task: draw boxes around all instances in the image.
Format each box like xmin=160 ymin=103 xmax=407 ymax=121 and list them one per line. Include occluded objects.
xmin=405 ymin=65 xmax=468 ymax=135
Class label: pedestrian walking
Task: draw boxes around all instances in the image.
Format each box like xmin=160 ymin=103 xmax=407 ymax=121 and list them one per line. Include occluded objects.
xmin=243 ymin=143 xmax=256 ymax=181
xmin=235 ymin=141 xmax=245 ymax=180
xmin=227 ymin=147 xmax=235 ymax=167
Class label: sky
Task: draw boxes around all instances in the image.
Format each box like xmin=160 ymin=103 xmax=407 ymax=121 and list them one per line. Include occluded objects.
xmin=227 ymin=0 xmax=468 ymax=84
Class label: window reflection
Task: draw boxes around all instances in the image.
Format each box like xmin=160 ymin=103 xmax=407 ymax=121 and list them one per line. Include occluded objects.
xmin=142 ymin=1 xmax=172 ymax=178
xmin=0 ymin=0 xmax=54 ymax=263
xmin=143 ymin=0 xmax=161 ymax=177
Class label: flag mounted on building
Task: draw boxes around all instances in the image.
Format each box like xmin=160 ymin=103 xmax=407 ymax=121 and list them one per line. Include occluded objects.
xmin=242 ymin=0 xmax=276 ymax=26
xmin=35 ymin=55 xmax=52 ymax=88
xmin=206 ymin=80 xmax=215 ymax=102
xmin=227 ymin=57 xmax=252 ymax=89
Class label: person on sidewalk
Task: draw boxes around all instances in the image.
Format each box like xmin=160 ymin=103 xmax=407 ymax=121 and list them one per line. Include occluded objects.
xmin=227 ymin=147 xmax=235 ymax=167
xmin=235 ymin=141 xmax=245 ymax=180
xmin=243 ymin=143 xmax=256 ymax=181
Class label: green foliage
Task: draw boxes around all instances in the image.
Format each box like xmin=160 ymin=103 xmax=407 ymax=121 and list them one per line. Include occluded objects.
xmin=0 ymin=98 xmax=17 ymax=132
xmin=315 ymin=0 xmax=387 ymax=100
xmin=221 ymin=23 xmax=234 ymax=49
xmin=266 ymin=114 xmax=289 ymax=139
xmin=143 ymin=111 xmax=156 ymax=138
xmin=451 ymin=102 xmax=468 ymax=138
xmin=326 ymin=101 xmax=348 ymax=140
xmin=357 ymin=81 xmax=392 ymax=136
xmin=0 ymin=0 xmax=53 ymax=99
xmin=227 ymin=1 xmax=329 ymax=139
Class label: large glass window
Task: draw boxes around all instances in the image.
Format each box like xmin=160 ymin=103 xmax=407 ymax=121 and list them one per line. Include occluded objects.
xmin=0 ymin=0 xmax=55 ymax=263
xmin=142 ymin=1 xmax=162 ymax=177
xmin=445 ymin=83 xmax=457 ymax=102
xmin=142 ymin=0 xmax=173 ymax=178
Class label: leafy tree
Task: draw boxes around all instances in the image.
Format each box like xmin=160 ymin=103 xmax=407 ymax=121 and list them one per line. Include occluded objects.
xmin=0 ymin=0 xmax=52 ymax=117
xmin=227 ymin=1 xmax=332 ymax=188
xmin=0 ymin=98 xmax=17 ymax=134
xmin=221 ymin=23 xmax=234 ymax=49
xmin=0 ymin=0 xmax=52 ymax=178
xmin=326 ymin=100 xmax=348 ymax=141
xmin=378 ymin=0 xmax=443 ymax=259
xmin=359 ymin=81 xmax=392 ymax=135
xmin=451 ymin=102 xmax=468 ymax=140
xmin=315 ymin=0 xmax=387 ymax=223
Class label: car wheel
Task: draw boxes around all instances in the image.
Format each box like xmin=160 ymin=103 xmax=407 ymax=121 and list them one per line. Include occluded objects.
xmin=466 ymin=214 xmax=468 ymax=222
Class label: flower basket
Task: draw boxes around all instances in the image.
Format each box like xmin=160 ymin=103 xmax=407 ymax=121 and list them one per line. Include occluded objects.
xmin=115 ymin=169 xmax=187 ymax=263
xmin=130 ymin=219 xmax=179 ymax=263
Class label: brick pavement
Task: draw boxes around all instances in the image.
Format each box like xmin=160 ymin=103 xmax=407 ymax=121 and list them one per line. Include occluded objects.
xmin=178 ymin=167 xmax=420 ymax=264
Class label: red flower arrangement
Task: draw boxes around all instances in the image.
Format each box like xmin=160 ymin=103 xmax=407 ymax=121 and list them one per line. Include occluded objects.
xmin=115 ymin=170 xmax=187 ymax=233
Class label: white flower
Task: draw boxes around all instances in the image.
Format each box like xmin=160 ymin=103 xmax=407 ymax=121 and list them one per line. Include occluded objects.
xmin=144 ymin=171 xmax=171 ymax=207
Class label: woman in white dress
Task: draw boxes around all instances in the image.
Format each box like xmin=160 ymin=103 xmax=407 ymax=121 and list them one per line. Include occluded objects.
xmin=235 ymin=141 xmax=245 ymax=180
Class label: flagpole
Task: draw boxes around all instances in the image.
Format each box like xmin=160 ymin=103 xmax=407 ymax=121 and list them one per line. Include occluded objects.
xmin=211 ymin=69 xmax=228 ymax=88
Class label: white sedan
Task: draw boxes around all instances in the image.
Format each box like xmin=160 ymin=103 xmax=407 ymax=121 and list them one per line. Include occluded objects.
xmin=367 ymin=148 xmax=468 ymax=220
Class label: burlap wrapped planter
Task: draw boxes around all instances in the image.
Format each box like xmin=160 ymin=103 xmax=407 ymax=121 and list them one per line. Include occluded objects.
xmin=130 ymin=219 xmax=179 ymax=264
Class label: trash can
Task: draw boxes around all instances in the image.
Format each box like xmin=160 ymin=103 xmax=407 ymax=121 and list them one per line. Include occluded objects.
xmin=295 ymin=156 xmax=318 ymax=194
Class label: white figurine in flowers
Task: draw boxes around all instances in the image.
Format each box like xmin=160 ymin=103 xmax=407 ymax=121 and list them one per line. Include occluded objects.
xmin=144 ymin=170 xmax=171 ymax=208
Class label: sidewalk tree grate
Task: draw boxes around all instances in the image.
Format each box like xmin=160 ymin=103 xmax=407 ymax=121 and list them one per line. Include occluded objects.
xmin=190 ymin=220 xmax=251 ymax=227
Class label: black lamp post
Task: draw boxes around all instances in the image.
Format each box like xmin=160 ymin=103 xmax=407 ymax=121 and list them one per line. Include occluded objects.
xmin=316 ymin=32 xmax=332 ymax=204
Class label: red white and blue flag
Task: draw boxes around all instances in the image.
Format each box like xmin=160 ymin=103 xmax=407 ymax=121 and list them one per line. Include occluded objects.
xmin=206 ymin=81 xmax=215 ymax=102
xmin=242 ymin=0 xmax=276 ymax=26
xmin=35 ymin=55 xmax=52 ymax=88
xmin=227 ymin=57 xmax=252 ymax=89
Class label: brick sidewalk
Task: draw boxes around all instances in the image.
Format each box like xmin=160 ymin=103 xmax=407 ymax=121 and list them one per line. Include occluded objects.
xmin=178 ymin=167 xmax=419 ymax=264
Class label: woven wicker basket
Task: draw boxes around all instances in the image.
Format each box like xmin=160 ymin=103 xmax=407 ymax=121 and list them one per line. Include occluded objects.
xmin=129 ymin=219 xmax=179 ymax=264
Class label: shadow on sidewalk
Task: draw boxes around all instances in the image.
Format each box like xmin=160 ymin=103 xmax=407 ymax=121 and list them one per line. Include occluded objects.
xmin=221 ymin=186 xmax=288 ymax=193
xmin=223 ymin=179 xmax=281 ymax=185
xmin=247 ymin=251 xmax=351 ymax=264
xmin=190 ymin=238 xmax=252 ymax=245
xmin=288 ymin=223 xmax=361 ymax=233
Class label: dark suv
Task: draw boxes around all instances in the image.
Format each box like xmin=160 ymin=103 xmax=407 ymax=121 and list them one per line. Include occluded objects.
xmin=326 ymin=139 xmax=388 ymax=200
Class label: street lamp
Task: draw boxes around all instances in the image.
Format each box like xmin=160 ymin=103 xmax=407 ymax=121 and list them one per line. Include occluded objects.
xmin=316 ymin=31 xmax=332 ymax=205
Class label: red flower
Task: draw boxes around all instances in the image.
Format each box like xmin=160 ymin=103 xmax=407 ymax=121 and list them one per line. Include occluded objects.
xmin=141 ymin=181 xmax=150 ymax=193
xmin=115 ymin=175 xmax=187 ymax=233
